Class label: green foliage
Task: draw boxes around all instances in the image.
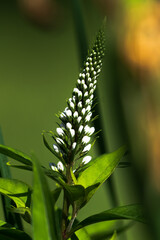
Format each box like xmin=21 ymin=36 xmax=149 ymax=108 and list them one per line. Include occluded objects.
xmin=0 ymin=144 xmax=32 ymax=166
xmin=0 ymin=22 xmax=147 ymax=240
xmin=68 ymin=204 xmax=146 ymax=237
xmin=32 ymin=155 xmax=57 ymax=240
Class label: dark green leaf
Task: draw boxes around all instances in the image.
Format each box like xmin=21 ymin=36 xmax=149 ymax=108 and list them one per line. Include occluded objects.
xmin=0 ymin=144 xmax=32 ymax=166
xmin=0 ymin=178 xmax=31 ymax=208
xmin=32 ymin=155 xmax=57 ymax=240
xmin=69 ymin=204 xmax=146 ymax=236
xmin=52 ymin=187 xmax=62 ymax=205
xmin=0 ymin=227 xmax=32 ymax=240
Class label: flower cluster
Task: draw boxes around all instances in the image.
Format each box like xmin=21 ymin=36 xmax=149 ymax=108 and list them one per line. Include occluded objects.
xmin=50 ymin=28 xmax=105 ymax=173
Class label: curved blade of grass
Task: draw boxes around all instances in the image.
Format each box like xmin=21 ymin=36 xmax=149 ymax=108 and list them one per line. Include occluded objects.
xmin=32 ymin=155 xmax=57 ymax=240
xmin=0 ymin=144 xmax=32 ymax=166
xmin=68 ymin=204 xmax=146 ymax=237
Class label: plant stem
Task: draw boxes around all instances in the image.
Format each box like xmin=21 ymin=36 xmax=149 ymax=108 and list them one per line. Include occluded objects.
xmin=66 ymin=204 xmax=77 ymax=235
xmin=61 ymin=164 xmax=73 ymax=239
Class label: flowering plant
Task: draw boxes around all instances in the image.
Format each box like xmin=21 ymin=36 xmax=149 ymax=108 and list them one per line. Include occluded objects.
xmin=0 ymin=23 xmax=146 ymax=240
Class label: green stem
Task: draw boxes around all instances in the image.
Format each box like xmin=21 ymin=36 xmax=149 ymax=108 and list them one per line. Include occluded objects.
xmin=61 ymin=164 xmax=73 ymax=239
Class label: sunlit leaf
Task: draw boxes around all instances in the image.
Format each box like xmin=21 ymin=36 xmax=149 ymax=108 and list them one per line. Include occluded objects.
xmin=32 ymin=155 xmax=57 ymax=240
xmin=77 ymin=146 xmax=127 ymax=202
xmin=109 ymin=231 xmax=117 ymax=240
xmin=0 ymin=144 xmax=32 ymax=166
xmin=0 ymin=129 xmax=23 ymax=230
xmin=0 ymin=178 xmax=31 ymax=208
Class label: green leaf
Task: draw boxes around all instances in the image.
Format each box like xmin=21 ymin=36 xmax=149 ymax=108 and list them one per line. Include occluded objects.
xmin=68 ymin=204 xmax=146 ymax=236
xmin=77 ymin=146 xmax=127 ymax=201
xmin=109 ymin=231 xmax=117 ymax=240
xmin=0 ymin=178 xmax=31 ymax=208
xmin=32 ymin=155 xmax=57 ymax=240
xmin=85 ymin=221 xmax=133 ymax=240
xmin=74 ymin=228 xmax=91 ymax=240
xmin=77 ymin=145 xmax=127 ymax=188
xmin=51 ymin=187 xmax=62 ymax=205
xmin=0 ymin=129 xmax=23 ymax=230
xmin=0 ymin=144 xmax=32 ymax=166
xmin=0 ymin=227 xmax=32 ymax=240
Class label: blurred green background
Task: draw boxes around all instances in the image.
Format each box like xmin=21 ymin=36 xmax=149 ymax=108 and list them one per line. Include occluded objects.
xmin=0 ymin=0 xmax=154 ymax=239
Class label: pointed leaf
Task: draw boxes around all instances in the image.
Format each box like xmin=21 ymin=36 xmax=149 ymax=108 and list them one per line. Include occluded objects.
xmin=32 ymin=155 xmax=57 ymax=240
xmin=0 ymin=227 xmax=32 ymax=240
xmin=0 ymin=144 xmax=32 ymax=166
xmin=77 ymin=146 xmax=127 ymax=202
xmin=68 ymin=204 xmax=146 ymax=236
xmin=77 ymin=146 xmax=127 ymax=189
xmin=0 ymin=178 xmax=31 ymax=208
xmin=109 ymin=231 xmax=117 ymax=240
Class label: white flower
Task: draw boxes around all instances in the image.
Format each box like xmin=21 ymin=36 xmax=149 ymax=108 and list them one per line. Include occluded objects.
xmin=82 ymin=108 xmax=86 ymax=115
xmin=82 ymin=156 xmax=92 ymax=164
xmin=77 ymin=116 xmax=82 ymax=123
xmin=90 ymin=89 xmax=94 ymax=94
xmin=56 ymin=138 xmax=64 ymax=145
xmin=77 ymin=79 xmax=81 ymax=84
xmin=69 ymin=101 xmax=74 ymax=109
xmin=56 ymin=128 xmax=64 ymax=137
xmin=86 ymin=105 xmax=91 ymax=112
xmin=81 ymin=80 xmax=85 ymax=85
xmin=73 ymin=111 xmax=78 ymax=118
xmin=94 ymin=80 xmax=97 ymax=85
xmin=60 ymin=112 xmax=66 ymax=119
xmin=72 ymin=142 xmax=77 ymax=149
xmin=91 ymin=67 xmax=94 ymax=72
xmin=57 ymin=161 xmax=64 ymax=171
xmin=53 ymin=144 xmax=59 ymax=153
xmin=78 ymin=101 xmax=82 ymax=108
xmin=85 ymin=62 xmax=89 ymax=66
xmin=84 ymin=126 xmax=95 ymax=135
xmin=86 ymin=73 xmax=90 ymax=78
xmin=90 ymin=94 xmax=94 ymax=100
xmin=86 ymin=99 xmax=91 ymax=105
xmin=93 ymin=71 xmax=96 ymax=75
xmin=70 ymin=129 xmax=75 ymax=137
xmin=66 ymin=109 xmax=72 ymax=117
xmin=78 ymin=125 xmax=83 ymax=133
xmin=88 ymin=77 xmax=91 ymax=82
xmin=73 ymin=88 xmax=79 ymax=93
xmin=66 ymin=122 xmax=72 ymax=129
xmin=50 ymin=163 xmax=58 ymax=172
xmin=85 ymin=114 xmax=92 ymax=122
xmin=82 ymin=136 xmax=90 ymax=144
xmin=72 ymin=96 xmax=76 ymax=102
xmin=86 ymin=67 xmax=89 ymax=72
xmin=84 ymin=92 xmax=88 ymax=97
xmin=82 ymin=73 xmax=85 ymax=78
xmin=83 ymin=84 xmax=87 ymax=90
xmin=89 ymin=83 xmax=93 ymax=88
xmin=79 ymin=73 xmax=82 ymax=78
xmin=78 ymin=90 xmax=82 ymax=97
xmin=82 ymin=144 xmax=91 ymax=152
